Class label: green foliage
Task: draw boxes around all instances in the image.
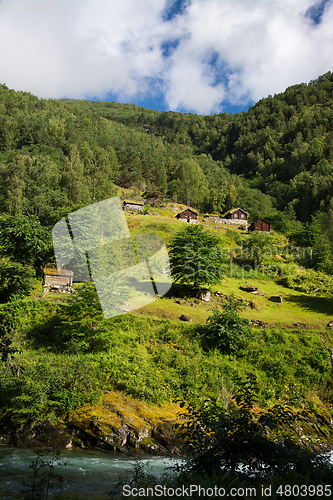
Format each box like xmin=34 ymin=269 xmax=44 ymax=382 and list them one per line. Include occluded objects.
xmin=204 ymin=295 xmax=252 ymax=353
xmin=0 ymin=214 xmax=52 ymax=267
xmin=171 ymin=158 xmax=208 ymax=208
xmin=0 ymin=315 xmax=19 ymax=362
xmin=1 ymin=292 xmax=333 ymax=427
xmin=237 ymin=184 xmax=276 ymax=223
xmin=168 ymin=224 xmax=224 ymax=288
xmin=54 ymin=283 xmax=107 ymax=353
xmin=240 ymin=231 xmax=288 ymax=262
xmin=291 ymin=213 xmax=333 ymax=273
xmin=0 ymin=258 xmax=35 ymax=302
xmin=277 ymin=268 xmax=333 ymax=297
xmin=178 ymin=375 xmax=333 ymax=480
xmin=0 ymin=351 xmax=103 ymax=420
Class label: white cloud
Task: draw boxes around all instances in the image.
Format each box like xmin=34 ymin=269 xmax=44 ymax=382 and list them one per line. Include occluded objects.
xmin=0 ymin=0 xmax=333 ymax=114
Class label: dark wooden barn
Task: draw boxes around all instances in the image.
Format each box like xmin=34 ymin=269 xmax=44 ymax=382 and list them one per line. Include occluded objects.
xmin=176 ymin=208 xmax=198 ymax=221
xmin=248 ymin=219 xmax=271 ymax=232
xmin=224 ymin=208 xmax=248 ymax=221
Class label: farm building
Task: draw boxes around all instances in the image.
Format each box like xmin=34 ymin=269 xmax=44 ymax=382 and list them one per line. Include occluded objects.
xmin=224 ymin=208 xmax=249 ymax=221
xmin=43 ymin=268 xmax=74 ymax=290
xmin=176 ymin=208 xmax=198 ymax=222
xmin=123 ymin=201 xmax=144 ymax=212
xmin=249 ymin=219 xmax=271 ymax=232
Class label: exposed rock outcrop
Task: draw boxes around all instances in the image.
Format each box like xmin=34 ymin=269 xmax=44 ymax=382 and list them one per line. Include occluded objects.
xmin=0 ymin=391 xmax=185 ymax=455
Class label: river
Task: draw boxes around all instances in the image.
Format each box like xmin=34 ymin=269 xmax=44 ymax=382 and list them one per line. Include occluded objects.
xmin=0 ymin=446 xmax=183 ymax=499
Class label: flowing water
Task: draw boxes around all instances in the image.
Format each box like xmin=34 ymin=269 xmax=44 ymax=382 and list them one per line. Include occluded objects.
xmin=0 ymin=446 xmax=182 ymax=499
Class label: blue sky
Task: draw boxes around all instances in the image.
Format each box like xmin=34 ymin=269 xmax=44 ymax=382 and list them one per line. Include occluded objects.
xmin=1 ymin=0 xmax=333 ymax=115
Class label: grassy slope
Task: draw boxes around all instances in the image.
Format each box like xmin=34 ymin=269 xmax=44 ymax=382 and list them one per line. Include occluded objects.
xmin=1 ymin=207 xmax=333 ymax=445
xmin=126 ymin=210 xmax=333 ymax=330
xmin=135 ymin=275 xmax=333 ymax=329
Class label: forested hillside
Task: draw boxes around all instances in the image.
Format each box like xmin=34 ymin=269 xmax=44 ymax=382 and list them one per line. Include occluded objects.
xmin=62 ymin=70 xmax=333 ymax=223
xmin=1 ymin=72 xmax=333 ymax=272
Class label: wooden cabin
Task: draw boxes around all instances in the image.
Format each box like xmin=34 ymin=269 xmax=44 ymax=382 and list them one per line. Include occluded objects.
xmin=176 ymin=208 xmax=198 ymax=222
xmin=224 ymin=208 xmax=248 ymax=221
xmin=123 ymin=201 xmax=144 ymax=212
xmin=249 ymin=219 xmax=271 ymax=232
xmin=43 ymin=268 xmax=74 ymax=290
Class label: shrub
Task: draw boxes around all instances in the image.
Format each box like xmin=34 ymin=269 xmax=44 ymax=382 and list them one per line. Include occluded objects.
xmin=0 ymin=258 xmax=35 ymax=302
xmin=204 ymin=294 xmax=252 ymax=353
xmin=177 ymin=375 xmax=333 ymax=481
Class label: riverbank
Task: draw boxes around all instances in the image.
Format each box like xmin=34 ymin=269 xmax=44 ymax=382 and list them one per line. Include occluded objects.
xmin=0 ymin=391 xmax=185 ymax=455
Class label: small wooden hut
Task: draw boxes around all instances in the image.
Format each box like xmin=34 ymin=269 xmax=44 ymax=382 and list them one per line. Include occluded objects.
xmin=43 ymin=268 xmax=74 ymax=290
xmin=224 ymin=208 xmax=248 ymax=221
xmin=248 ymin=219 xmax=271 ymax=232
xmin=176 ymin=208 xmax=198 ymax=222
xmin=123 ymin=201 xmax=144 ymax=212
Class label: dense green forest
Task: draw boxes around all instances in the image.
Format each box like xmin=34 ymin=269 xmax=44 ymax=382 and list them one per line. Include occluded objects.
xmin=1 ymin=72 xmax=333 ymax=271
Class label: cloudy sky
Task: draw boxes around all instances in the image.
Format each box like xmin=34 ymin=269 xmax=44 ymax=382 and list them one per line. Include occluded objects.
xmin=0 ymin=0 xmax=333 ymax=114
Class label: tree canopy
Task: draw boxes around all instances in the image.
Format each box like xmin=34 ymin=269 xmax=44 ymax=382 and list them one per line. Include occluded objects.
xmin=168 ymin=224 xmax=224 ymax=289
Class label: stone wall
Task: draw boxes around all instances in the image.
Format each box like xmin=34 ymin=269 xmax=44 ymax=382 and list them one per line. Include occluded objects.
xmin=204 ymin=217 xmax=248 ymax=226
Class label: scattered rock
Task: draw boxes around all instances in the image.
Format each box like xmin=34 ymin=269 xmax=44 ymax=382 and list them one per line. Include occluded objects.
xmin=249 ymin=301 xmax=260 ymax=310
xmin=198 ymin=290 xmax=211 ymax=302
xmin=240 ymin=285 xmax=259 ymax=293
xmin=293 ymin=322 xmax=307 ymax=328
xmin=269 ymin=295 xmax=283 ymax=303
xmin=327 ymin=321 xmax=333 ymax=329
xmin=251 ymin=289 xmax=264 ymax=295
xmin=249 ymin=319 xmax=267 ymax=328
xmin=180 ymin=314 xmax=192 ymax=322
xmin=215 ymin=291 xmax=226 ymax=298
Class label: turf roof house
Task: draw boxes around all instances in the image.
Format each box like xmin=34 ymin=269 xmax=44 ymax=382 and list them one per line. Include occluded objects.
xmin=176 ymin=208 xmax=198 ymax=222
xmin=219 ymin=208 xmax=249 ymax=226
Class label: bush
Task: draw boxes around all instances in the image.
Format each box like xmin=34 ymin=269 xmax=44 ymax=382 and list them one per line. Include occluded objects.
xmin=204 ymin=294 xmax=252 ymax=353
xmin=277 ymin=268 xmax=333 ymax=297
xmin=0 ymin=258 xmax=35 ymax=302
xmin=177 ymin=375 xmax=333 ymax=481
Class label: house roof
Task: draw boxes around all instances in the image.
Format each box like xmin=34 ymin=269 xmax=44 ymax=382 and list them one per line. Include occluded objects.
xmin=222 ymin=207 xmax=249 ymax=217
xmin=123 ymin=200 xmax=144 ymax=206
xmin=177 ymin=208 xmax=198 ymax=216
xmin=43 ymin=268 xmax=74 ymax=276
xmin=252 ymin=218 xmax=270 ymax=224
